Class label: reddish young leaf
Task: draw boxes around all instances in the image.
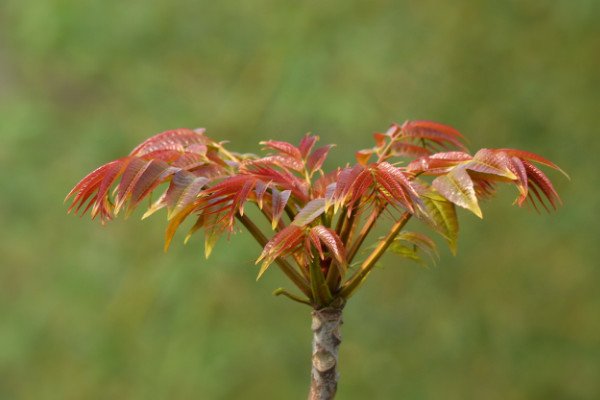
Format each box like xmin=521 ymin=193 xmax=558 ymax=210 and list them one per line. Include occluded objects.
xmin=271 ymin=187 xmax=292 ymax=229
xmin=260 ymin=140 xmax=302 ymax=159
xmin=130 ymin=128 xmax=211 ymax=157
xmin=390 ymin=142 xmax=433 ymax=158
xmin=243 ymin=163 xmax=309 ymax=203
xmin=373 ymin=163 xmax=415 ymax=212
xmin=259 ymin=156 xmax=305 ymax=172
xmin=165 ymin=171 xmax=209 ymax=219
xmin=307 ymin=145 xmax=335 ymax=173
xmin=254 ymin=180 xmax=270 ymax=209
xmin=256 ymin=225 xmax=305 ymax=279
xmin=311 ymin=225 xmax=346 ymax=273
xmin=373 ymin=132 xmax=388 ymax=148
xmin=127 ymin=160 xmax=179 ymax=217
xmin=355 ymin=149 xmax=373 ymax=166
xmin=407 ymin=152 xmax=473 ymax=175
xmin=521 ymin=159 xmax=562 ymax=212
xmin=464 ymin=149 xmax=517 ymax=181
xmin=298 ymin=133 xmax=318 ymax=159
xmin=113 ymin=157 xmax=152 ymax=214
xmin=401 ymin=120 xmax=468 ymax=152
xmin=496 ymin=149 xmax=568 ymax=177
xmin=333 ymin=164 xmax=364 ymax=212
xmin=308 ymin=229 xmax=325 ymax=260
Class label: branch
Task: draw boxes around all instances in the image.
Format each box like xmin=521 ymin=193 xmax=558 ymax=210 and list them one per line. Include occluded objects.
xmin=338 ymin=212 xmax=411 ymax=300
xmin=236 ymin=213 xmax=312 ymax=298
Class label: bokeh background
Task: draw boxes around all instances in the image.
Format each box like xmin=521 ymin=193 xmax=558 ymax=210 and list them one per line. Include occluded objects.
xmin=1 ymin=0 xmax=598 ymax=399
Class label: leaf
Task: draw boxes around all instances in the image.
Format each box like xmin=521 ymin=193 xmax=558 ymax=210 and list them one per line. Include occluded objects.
xmin=203 ymin=207 xmax=227 ymax=258
xmin=407 ymin=152 xmax=473 ymax=175
xmin=254 ymin=180 xmax=270 ymax=209
xmin=292 ymin=198 xmax=326 ymax=226
xmin=395 ymin=231 xmax=439 ymax=262
xmin=259 ymin=156 xmax=305 ymax=172
xmin=401 ymin=120 xmax=468 ymax=151
xmin=271 ymin=188 xmax=292 ymax=229
xmin=496 ymin=149 xmax=568 ymax=178
xmin=165 ymin=171 xmax=209 ymax=219
xmin=260 ymin=140 xmax=302 ymax=159
xmin=521 ymin=159 xmax=562 ymax=212
xmin=386 ymin=242 xmax=428 ymax=267
xmin=333 ymin=164 xmax=364 ymax=212
xmin=256 ymin=225 xmax=305 ymax=279
xmin=390 ymin=142 xmax=433 ymax=158
xmin=298 ymin=133 xmax=318 ymax=158
xmin=433 ymin=166 xmax=482 ymax=218
xmin=308 ymin=145 xmax=335 ymax=173
xmin=311 ymin=225 xmax=347 ymax=273
xmin=374 ymin=162 xmax=419 ymax=212
xmin=127 ymin=159 xmax=177 ymax=217
xmin=164 ymin=201 xmax=200 ymax=251
xmin=419 ymin=191 xmax=459 ymax=254
xmin=355 ymin=149 xmax=373 ymax=166
xmin=373 ymin=132 xmax=388 ymax=148
xmin=464 ymin=149 xmax=517 ymax=181
xmin=130 ymin=128 xmax=211 ymax=157
xmin=114 ymin=157 xmax=151 ymax=214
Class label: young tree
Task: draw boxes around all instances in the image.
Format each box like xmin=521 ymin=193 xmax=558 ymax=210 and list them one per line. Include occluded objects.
xmin=66 ymin=120 xmax=566 ymax=399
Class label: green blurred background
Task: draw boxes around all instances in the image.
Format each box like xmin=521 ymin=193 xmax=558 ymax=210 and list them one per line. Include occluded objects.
xmin=1 ymin=0 xmax=598 ymax=399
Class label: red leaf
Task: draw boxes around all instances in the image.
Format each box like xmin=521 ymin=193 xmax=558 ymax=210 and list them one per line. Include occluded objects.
xmin=407 ymin=152 xmax=473 ymax=175
xmin=271 ymin=187 xmax=292 ymax=229
xmin=128 ymin=159 xmax=178 ymax=216
xmin=308 ymin=145 xmax=335 ymax=173
xmin=298 ymin=133 xmax=318 ymax=158
xmin=311 ymin=225 xmax=346 ymax=271
xmin=464 ymin=149 xmax=517 ymax=181
xmin=130 ymin=128 xmax=211 ymax=157
xmin=496 ymin=149 xmax=568 ymax=177
xmin=333 ymin=165 xmax=364 ymax=211
xmin=401 ymin=120 xmax=468 ymax=151
xmin=522 ymin=159 xmax=562 ymax=212
xmin=256 ymin=225 xmax=305 ymax=279
xmin=259 ymin=155 xmax=304 ymax=172
xmin=390 ymin=142 xmax=433 ymax=158
xmin=114 ymin=157 xmax=150 ymax=213
xmin=66 ymin=160 xmax=122 ymax=218
xmin=308 ymin=229 xmax=325 ymax=260
xmin=254 ymin=180 xmax=269 ymax=209
xmin=374 ymin=163 xmax=415 ymax=212
xmin=260 ymin=140 xmax=302 ymax=159
xmin=165 ymin=170 xmax=209 ymax=219
xmin=506 ymin=156 xmax=529 ymax=205
xmin=355 ymin=149 xmax=373 ymax=166
xmin=373 ymin=132 xmax=388 ymax=148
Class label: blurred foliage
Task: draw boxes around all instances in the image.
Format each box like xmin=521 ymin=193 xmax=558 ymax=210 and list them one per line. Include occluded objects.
xmin=1 ymin=0 xmax=598 ymax=398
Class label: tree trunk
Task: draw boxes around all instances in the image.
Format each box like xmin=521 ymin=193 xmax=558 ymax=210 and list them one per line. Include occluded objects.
xmin=308 ymin=307 xmax=343 ymax=400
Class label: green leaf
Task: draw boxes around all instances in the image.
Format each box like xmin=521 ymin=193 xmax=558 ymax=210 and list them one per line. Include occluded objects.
xmin=386 ymin=243 xmax=428 ymax=267
xmin=432 ymin=166 xmax=482 ymax=218
xmin=420 ymin=191 xmax=459 ymax=255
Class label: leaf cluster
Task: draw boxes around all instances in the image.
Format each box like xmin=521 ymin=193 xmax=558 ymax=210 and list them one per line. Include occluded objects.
xmin=66 ymin=121 xmax=566 ymax=308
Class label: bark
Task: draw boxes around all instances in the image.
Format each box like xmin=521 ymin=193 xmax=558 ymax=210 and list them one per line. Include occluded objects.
xmin=308 ymin=307 xmax=343 ymax=400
